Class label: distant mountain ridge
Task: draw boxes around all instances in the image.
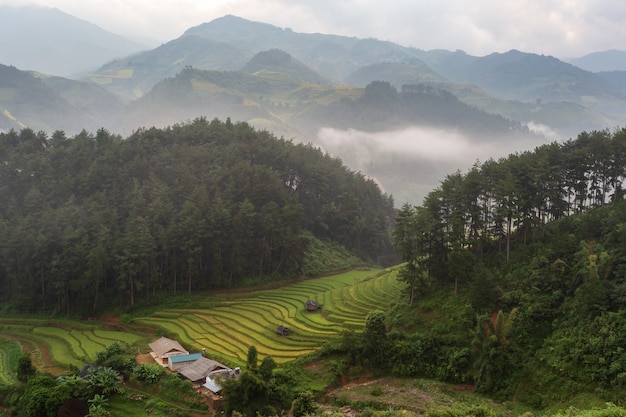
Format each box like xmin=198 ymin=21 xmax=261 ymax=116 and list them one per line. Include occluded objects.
xmin=5 ymin=11 xmax=626 ymax=204
xmin=0 ymin=5 xmax=148 ymax=76
xmin=567 ymin=49 xmax=626 ymax=72
xmin=0 ymin=64 xmax=123 ymax=133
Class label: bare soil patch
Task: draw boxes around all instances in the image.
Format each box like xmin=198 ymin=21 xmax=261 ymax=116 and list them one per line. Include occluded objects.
xmin=135 ymin=353 xmax=155 ymax=365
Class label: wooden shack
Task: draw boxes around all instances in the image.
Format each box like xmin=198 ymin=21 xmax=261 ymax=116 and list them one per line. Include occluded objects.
xmin=276 ymin=325 xmax=291 ymax=336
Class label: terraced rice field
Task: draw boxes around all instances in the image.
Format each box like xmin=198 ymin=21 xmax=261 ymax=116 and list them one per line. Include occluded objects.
xmin=0 ymin=318 xmax=144 ymax=375
xmin=0 ymin=268 xmax=402 ymax=373
xmin=0 ymin=337 xmax=22 ymax=383
xmin=135 ymin=267 xmax=402 ymax=367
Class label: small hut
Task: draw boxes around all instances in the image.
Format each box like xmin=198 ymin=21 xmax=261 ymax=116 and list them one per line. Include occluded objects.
xmin=148 ymin=337 xmax=189 ymax=366
xmin=304 ymin=299 xmax=321 ymax=312
xmin=276 ymin=325 xmax=291 ymax=336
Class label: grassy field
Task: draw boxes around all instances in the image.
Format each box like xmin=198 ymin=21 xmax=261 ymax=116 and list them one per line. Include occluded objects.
xmin=0 ymin=267 xmax=403 ymax=375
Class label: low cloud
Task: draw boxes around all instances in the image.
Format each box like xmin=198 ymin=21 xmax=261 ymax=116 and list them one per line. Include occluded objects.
xmin=316 ymin=125 xmax=547 ymax=205
xmin=317 ymin=125 xmax=544 ymax=169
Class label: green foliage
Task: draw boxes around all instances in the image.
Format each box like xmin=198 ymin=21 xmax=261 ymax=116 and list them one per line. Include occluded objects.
xmin=424 ymin=404 xmax=497 ymax=417
xmin=543 ymin=404 xmax=626 ymax=417
xmin=258 ymin=355 xmax=276 ymax=381
xmin=132 ymin=363 xmax=164 ymax=384
xmin=246 ymin=345 xmax=258 ymax=372
xmin=86 ymin=367 xmax=123 ymax=397
xmin=472 ymin=310 xmax=517 ymax=396
xmin=299 ymin=233 xmax=363 ymax=276
xmin=363 ymin=311 xmax=388 ymax=367
xmin=95 ymin=341 xmax=136 ymax=373
xmin=16 ymin=353 xmax=36 ymax=383
xmin=393 ymin=204 xmax=434 ymax=303
xmin=0 ymin=120 xmax=395 ymax=315
xmin=221 ymin=370 xmax=270 ymax=417
xmin=14 ymin=373 xmax=56 ymax=417
xmin=291 ymin=390 xmax=317 ymax=417
xmin=87 ymin=393 xmax=112 ymax=417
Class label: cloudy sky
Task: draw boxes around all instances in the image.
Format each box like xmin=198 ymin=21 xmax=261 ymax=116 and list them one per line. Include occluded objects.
xmin=1 ymin=0 xmax=624 ymax=58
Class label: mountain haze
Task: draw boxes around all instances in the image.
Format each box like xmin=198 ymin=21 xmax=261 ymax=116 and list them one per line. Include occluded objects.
xmin=567 ymin=49 xmax=626 ymax=72
xmin=0 ymin=5 xmax=148 ymax=77
xmin=4 ymin=11 xmax=626 ymax=204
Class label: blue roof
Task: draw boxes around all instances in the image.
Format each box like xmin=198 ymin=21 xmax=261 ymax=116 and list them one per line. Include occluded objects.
xmin=170 ymin=353 xmax=202 ymax=364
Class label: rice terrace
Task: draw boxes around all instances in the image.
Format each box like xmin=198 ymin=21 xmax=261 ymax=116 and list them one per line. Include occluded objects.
xmin=0 ymin=268 xmax=402 ymax=379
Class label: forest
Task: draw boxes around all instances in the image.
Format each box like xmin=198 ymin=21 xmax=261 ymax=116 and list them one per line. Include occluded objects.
xmin=4 ymin=118 xmax=626 ymax=415
xmin=385 ymin=127 xmax=626 ymax=406
xmin=0 ymin=118 xmax=396 ymax=317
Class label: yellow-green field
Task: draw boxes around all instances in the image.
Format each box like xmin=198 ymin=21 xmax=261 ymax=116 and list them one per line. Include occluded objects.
xmin=0 ymin=267 xmax=402 ymax=379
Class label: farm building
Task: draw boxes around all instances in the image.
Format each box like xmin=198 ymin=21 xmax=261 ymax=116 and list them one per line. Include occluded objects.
xmin=148 ymin=336 xmax=189 ymax=366
xmin=304 ymin=299 xmax=321 ymax=311
xmin=178 ymin=357 xmax=230 ymax=383
xmin=168 ymin=353 xmax=203 ymax=371
xmin=203 ymin=367 xmax=241 ymax=394
xmin=276 ymin=325 xmax=291 ymax=336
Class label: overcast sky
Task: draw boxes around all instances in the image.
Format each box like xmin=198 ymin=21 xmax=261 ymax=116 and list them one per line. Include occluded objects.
xmin=1 ymin=0 xmax=624 ymax=58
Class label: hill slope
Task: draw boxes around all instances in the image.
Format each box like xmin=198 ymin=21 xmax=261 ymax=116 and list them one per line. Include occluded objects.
xmin=0 ymin=5 xmax=148 ymax=76
xmin=0 ymin=64 xmax=124 ymax=134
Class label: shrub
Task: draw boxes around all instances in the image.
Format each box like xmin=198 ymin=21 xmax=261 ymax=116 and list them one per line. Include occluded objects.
xmin=132 ymin=364 xmax=164 ymax=384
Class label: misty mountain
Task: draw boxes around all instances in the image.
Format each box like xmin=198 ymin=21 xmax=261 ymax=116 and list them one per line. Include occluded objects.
xmin=84 ymin=14 xmax=626 ymax=139
xmin=242 ymin=49 xmax=331 ymax=86
xmin=183 ymin=15 xmax=430 ymax=83
xmin=0 ymin=64 xmax=123 ymax=134
xmin=417 ymin=49 xmax=614 ymax=102
xmin=113 ymin=61 xmax=548 ymax=205
xmin=5 ymin=11 xmax=626 ymax=204
xmin=88 ymin=14 xmax=432 ymax=96
xmin=346 ymin=62 xmax=443 ymax=88
xmin=567 ymin=49 xmax=626 ymax=72
xmin=596 ymin=71 xmax=626 ymax=100
xmin=0 ymin=5 xmax=148 ymax=77
xmin=87 ymin=35 xmax=253 ymax=102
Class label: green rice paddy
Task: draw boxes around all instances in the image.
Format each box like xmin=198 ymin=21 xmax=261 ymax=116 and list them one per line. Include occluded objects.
xmin=0 ymin=267 xmax=403 ymax=374
xmin=135 ymin=267 xmax=402 ymax=367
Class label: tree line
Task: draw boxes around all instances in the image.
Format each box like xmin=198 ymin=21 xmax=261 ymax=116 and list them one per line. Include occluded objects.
xmin=0 ymin=118 xmax=395 ymax=316
xmin=390 ymin=127 xmax=626 ymax=403
xmin=395 ymin=127 xmax=626 ymax=291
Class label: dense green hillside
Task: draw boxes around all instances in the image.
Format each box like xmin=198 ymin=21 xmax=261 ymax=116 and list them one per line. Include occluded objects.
xmin=385 ymin=127 xmax=626 ymax=408
xmin=0 ymin=119 xmax=396 ymax=316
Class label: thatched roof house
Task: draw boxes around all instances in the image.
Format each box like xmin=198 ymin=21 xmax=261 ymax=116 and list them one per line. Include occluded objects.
xmin=148 ymin=337 xmax=189 ymax=365
xmin=277 ymin=325 xmax=291 ymax=336
xmin=304 ymin=299 xmax=321 ymax=311
xmin=178 ymin=357 xmax=229 ymax=383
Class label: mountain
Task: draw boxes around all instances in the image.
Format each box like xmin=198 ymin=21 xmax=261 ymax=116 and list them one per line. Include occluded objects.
xmin=183 ymin=14 xmax=428 ymax=82
xmin=87 ymin=14 xmax=433 ymax=95
xmin=84 ymin=15 xmax=626 ymax=139
xmin=6 ymin=11 xmax=626 ymax=204
xmin=0 ymin=5 xmax=148 ymax=76
xmin=86 ymin=35 xmax=252 ymax=102
xmin=241 ymin=49 xmax=331 ymax=86
xmin=567 ymin=49 xmax=626 ymax=72
xmin=417 ymin=49 xmax=614 ymax=102
xmin=0 ymin=64 xmax=123 ymax=134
